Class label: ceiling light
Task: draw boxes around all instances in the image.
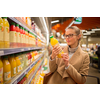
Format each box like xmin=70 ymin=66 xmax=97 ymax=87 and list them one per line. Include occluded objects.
xmin=83 ymin=36 xmax=87 ymax=38
xmin=51 ymin=20 xmax=59 ymax=24
xmin=83 ymin=32 xmax=91 ymax=35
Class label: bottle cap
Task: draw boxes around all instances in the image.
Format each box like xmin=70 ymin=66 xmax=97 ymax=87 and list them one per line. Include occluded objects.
xmin=11 ymin=22 xmax=15 ymax=25
xmin=50 ymin=36 xmax=54 ymax=38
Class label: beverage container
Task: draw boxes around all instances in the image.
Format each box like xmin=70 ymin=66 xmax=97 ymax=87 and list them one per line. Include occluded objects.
xmin=8 ymin=54 xmax=17 ymax=77
xmin=0 ymin=17 xmax=4 ymax=48
xmin=2 ymin=56 xmax=11 ymax=82
xmin=15 ymin=54 xmax=21 ymax=73
xmin=10 ymin=22 xmax=17 ymax=48
xmin=15 ymin=24 xmax=21 ymax=48
xmin=19 ymin=26 xmax=23 ymax=47
xmin=2 ymin=17 xmax=10 ymax=48
xmin=50 ymin=36 xmax=64 ymax=58
xmin=0 ymin=57 xmax=3 ymax=84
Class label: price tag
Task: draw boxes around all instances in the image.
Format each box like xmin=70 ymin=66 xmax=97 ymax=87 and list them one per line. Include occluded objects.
xmin=28 ymin=48 xmax=30 ymax=50
xmin=21 ymin=49 xmax=24 ymax=51
xmin=0 ymin=51 xmax=4 ymax=55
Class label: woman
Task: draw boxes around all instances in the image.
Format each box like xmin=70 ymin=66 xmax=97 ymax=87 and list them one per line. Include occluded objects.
xmin=48 ymin=26 xmax=90 ymax=84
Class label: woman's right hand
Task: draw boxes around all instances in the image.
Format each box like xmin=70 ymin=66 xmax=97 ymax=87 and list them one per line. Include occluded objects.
xmin=51 ymin=44 xmax=62 ymax=60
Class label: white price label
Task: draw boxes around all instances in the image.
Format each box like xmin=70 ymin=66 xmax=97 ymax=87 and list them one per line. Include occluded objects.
xmin=0 ymin=51 xmax=4 ymax=55
xmin=28 ymin=48 xmax=30 ymax=50
xmin=21 ymin=49 xmax=24 ymax=51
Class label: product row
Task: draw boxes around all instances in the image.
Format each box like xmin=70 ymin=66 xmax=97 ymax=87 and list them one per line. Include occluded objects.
xmin=0 ymin=50 xmax=42 ymax=84
xmin=17 ymin=58 xmax=43 ymax=84
xmin=0 ymin=17 xmax=45 ymax=49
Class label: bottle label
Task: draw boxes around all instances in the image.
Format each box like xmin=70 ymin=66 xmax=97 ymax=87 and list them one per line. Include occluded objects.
xmin=17 ymin=65 xmax=22 ymax=73
xmin=9 ymin=31 xmax=16 ymax=43
xmin=16 ymin=32 xmax=20 ymax=43
xmin=13 ymin=67 xmax=16 ymax=75
xmin=0 ymin=24 xmax=4 ymax=41
xmin=0 ymin=67 xmax=3 ymax=83
xmin=20 ymin=34 xmax=23 ymax=43
xmin=4 ymin=71 xmax=11 ymax=81
xmin=4 ymin=27 xmax=9 ymax=41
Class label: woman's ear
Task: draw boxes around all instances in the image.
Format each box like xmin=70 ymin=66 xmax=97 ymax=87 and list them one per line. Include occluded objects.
xmin=77 ymin=34 xmax=81 ymax=40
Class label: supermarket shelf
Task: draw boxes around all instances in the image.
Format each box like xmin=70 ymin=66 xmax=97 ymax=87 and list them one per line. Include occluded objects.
xmin=5 ymin=53 xmax=44 ymax=84
xmin=0 ymin=47 xmax=45 ymax=56
xmin=28 ymin=58 xmax=44 ymax=84
xmin=8 ymin=17 xmax=45 ymax=42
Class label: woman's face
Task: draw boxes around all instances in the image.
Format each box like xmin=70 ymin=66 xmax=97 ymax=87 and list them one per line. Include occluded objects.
xmin=65 ymin=29 xmax=80 ymax=46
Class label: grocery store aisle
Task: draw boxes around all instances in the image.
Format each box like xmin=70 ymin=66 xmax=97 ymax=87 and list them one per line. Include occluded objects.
xmin=85 ymin=66 xmax=100 ymax=84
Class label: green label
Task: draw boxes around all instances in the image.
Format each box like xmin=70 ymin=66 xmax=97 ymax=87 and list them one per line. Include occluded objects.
xmin=0 ymin=26 xmax=2 ymax=30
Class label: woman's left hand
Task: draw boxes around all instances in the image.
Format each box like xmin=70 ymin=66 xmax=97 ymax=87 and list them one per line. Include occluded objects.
xmin=61 ymin=53 xmax=69 ymax=67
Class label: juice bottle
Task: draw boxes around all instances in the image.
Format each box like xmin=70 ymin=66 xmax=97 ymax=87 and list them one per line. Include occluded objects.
xmin=18 ymin=53 xmax=23 ymax=71
xmin=0 ymin=17 xmax=4 ymax=48
xmin=25 ymin=52 xmax=28 ymax=66
xmin=50 ymin=36 xmax=64 ymax=58
xmin=24 ymin=29 xmax=27 ymax=47
xmin=19 ymin=26 xmax=23 ymax=47
xmin=0 ymin=57 xmax=3 ymax=84
xmin=15 ymin=54 xmax=21 ymax=73
xmin=10 ymin=22 xmax=17 ymax=48
xmin=15 ymin=24 xmax=21 ymax=48
xmin=8 ymin=54 xmax=17 ymax=77
xmin=21 ymin=52 xmax=26 ymax=68
xmin=2 ymin=56 xmax=11 ymax=82
xmin=22 ymin=28 xmax=25 ymax=47
xmin=2 ymin=17 xmax=10 ymax=48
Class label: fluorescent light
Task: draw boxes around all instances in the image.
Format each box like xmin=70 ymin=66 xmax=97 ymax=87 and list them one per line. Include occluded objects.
xmin=83 ymin=36 xmax=87 ymax=38
xmin=92 ymin=29 xmax=100 ymax=31
xmin=42 ymin=17 xmax=49 ymax=45
xmin=83 ymin=32 xmax=91 ymax=35
xmin=51 ymin=20 xmax=59 ymax=24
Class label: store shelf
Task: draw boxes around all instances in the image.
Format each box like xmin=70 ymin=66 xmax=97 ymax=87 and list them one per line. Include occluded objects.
xmin=28 ymin=58 xmax=44 ymax=84
xmin=5 ymin=53 xmax=44 ymax=84
xmin=0 ymin=47 xmax=45 ymax=56
xmin=8 ymin=17 xmax=45 ymax=42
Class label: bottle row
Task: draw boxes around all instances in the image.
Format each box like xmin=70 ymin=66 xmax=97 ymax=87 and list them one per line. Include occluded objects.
xmin=0 ymin=17 xmax=45 ymax=49
xmin=0 ymin=50 xmax=42 ymax=84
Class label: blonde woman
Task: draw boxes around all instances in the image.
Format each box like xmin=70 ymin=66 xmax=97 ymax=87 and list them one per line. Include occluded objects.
xmin=48 ymin=26 xmax=90 ymax=84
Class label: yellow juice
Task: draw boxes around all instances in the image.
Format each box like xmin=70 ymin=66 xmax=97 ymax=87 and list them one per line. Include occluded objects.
xmin=50 ymin=36 xmax=64 ymax=58
xmin=2 ymin=56 xmax=11 ymax=82
xmin=8 ymin=54 xmax=17 ymax=77
xmin=0 ymin=17 xmax=4 ymax=48
xmin=2 ymin=17 xmax=10 ymax=48
xmin=15 ymin=54 xmax=21 ymax=73
xmin=0 ymin=57 xmax=3 ymax=84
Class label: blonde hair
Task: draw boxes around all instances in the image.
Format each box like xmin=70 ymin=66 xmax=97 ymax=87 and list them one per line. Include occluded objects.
xmin=67 ymin=26 xmax=83 ymax=41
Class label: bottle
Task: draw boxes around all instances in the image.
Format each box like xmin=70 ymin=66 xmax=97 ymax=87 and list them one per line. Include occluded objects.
xmin=50 ymin=36 xmax=64 ymax=58
xmin=0 ymin=57 xmax=3 ymax=84
xmin=2 ymin=56 xmax=11 ymax=82
xmin=15 ymin=54 xmax=21 ymax=73
xmin=15 ymin=24 xmax=21 ymax=48
xmin=8 ymin=54 xmax=17 ymax=77
xmin=22 ymin=28 xmax=25 ymax=47
xmin=2 ymin=17 xmax=10 ymax=48
xmin=19 ymin=53 xmax=24 ymax=70
xmin=21 ymin=52 xmax=26 ymax=68
xmin=0 ymin=17 xmax=4 ymax=48
xmin=25 ymin=52 xmax=28 ymax=66
xmin=24 ymin=29 xmax=27 ymax=47
xmin=10 ymin=22 xmax=17 ymax=48
xmin=19 ymin=26 xmax=23 ymax=47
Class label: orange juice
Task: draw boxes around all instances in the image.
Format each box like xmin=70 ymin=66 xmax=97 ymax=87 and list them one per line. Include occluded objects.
xmin=0 ymin=17 xmax=4 ymax=48
xmin=2 ymin=56 xmax=11 ymax=82
xmin=2 ymin=17 xmax=10 ymax=48
xmin=8 ymin=54 xmax=17 ymax=77
xmin=15 ymin=54 xmax=21 ymax=73
xmin=0 ymin=57 xmax=3 ymax=84
xmin=50 ymin=36 xmax=64 ymax=58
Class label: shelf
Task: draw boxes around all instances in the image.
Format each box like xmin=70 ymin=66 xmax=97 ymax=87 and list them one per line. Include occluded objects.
xmin=8 ymin=17 xmax=45 ymax=43
xmin=4 ymin=53 xmax=44 ymax=84
xmin=28 ymin=58 xmax=44 ymax=84
xmin=0 ymin=47 xmax=45 ymax=56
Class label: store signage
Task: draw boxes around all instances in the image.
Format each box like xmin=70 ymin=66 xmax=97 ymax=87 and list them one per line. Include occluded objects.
xmin=74 ymin=17 xmax=82 ymax=24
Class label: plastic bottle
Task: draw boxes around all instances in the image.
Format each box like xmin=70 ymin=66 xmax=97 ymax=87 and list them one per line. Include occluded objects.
xmin=2 ymin=17 xmax=10 ymax=48
xmin=24 ymin=29 xmax=27 ymax=47
xmin=50 ymin=36 xmax=64 ymax=58
xmin=21 ymin=52 xmax=26 ymax=68
xmin=0 ymin=17 xmax=4 ymax=48
xmin=19 ymin=53 xmax=24 ymax=70
xmin=19 ymin=26 xmax=23 ymax=47
xmin=8 ymin=54 xmax=17 ymax=77
xmin=15 ymin=24 xmax=21 ymax=48
xmin=10 ymin=22 xmax=17 ymax=48
xmin=2 ymin=56 xmax=11 ymax=82
xmin=15 ymin=54 xmax=21 ymax=73
xmin=0 ymin=57 xmax=3 ymax=84
xmin=22 ymin=28 xmax=25 ymax=47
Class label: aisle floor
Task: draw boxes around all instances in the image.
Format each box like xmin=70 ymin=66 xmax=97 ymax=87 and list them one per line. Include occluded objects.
xmin=85 ymin=66 xmax=100 ymax=84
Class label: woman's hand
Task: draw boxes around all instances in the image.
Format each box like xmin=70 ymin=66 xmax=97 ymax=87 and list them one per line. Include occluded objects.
xmin=61 ymin=53 xmax=69 ymax=67
xmin=51 ymin=44 xmax=62 ymax=60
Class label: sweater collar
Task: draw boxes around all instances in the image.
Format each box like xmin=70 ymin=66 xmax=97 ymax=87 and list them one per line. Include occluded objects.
xmin=68 ymin=45 xmax=79 ymax=53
